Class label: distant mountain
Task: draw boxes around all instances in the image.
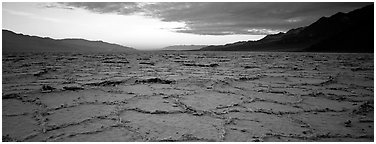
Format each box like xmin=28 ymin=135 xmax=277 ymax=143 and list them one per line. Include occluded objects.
xmin=2 ymin=30 xmax=137 ymax=53
xmin=161 ymin=45 xmax=207 ymax=51
xmin=200 ymin=4 xmax=374 ymax=53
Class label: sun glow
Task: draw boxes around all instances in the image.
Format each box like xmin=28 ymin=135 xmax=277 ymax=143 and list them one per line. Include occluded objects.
xmin=2 ymin=2 xmax=265 ymax=50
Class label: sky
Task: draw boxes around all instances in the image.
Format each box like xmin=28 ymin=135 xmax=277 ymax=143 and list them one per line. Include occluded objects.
xmin=2 ymin=2 xmax=371 ymax=50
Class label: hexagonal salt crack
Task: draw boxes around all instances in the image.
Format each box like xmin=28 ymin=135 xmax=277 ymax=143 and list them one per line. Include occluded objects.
xmin=243 ymin=101 xmax=302 ymax=113
xmin=3 ymin=115 xmax=40 ymax=140
xmin=126 ymin=96 xmax=183 ymax=112
xmin=46 ymin=105 xmax=117 ymax=126
xmin=54 ymin=127 xmax=142 ymax=142
xmin=180 ymin=92 xmax=243 ymax=111
xmin=119 ymin=111 xmax=224 ymax=141
xmin=3 ymin=99 xmax=41 ymax=115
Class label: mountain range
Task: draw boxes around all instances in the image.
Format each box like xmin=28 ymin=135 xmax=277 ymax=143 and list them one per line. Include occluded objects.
xmin=3 ymin=4 xmax=373 ymax=53
xmin=2 ymin=30 xmax=136 ymax=53
xmin=161 ymin=45 xmax=207 ymax=51
xmin=199 ymin=4 xmax=374 ymax=53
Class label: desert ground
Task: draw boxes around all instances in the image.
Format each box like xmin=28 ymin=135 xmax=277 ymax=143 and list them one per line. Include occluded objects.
xmin=2 ymin=51 xmax=374 ymax=142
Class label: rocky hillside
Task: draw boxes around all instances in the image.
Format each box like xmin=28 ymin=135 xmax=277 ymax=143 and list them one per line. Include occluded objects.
xmin=161 ymin=45 xmax=207 ymax=51
xmin=3 ymin=30 xmax=136 ymax=53
xmin=200 ymin=4 xmax=373 ymax=53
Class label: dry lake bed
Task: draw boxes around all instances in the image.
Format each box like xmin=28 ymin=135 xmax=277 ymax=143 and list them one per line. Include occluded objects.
xmin=2 ymin=51 xmax=374 ymax=142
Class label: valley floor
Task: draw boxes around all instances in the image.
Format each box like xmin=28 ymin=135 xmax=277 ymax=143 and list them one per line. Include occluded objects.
xmin=2 ymin=51 xmax=374 ymax=142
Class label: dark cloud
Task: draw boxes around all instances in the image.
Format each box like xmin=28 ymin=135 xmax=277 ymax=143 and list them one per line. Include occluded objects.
xmin=58 ymin=2 xmax=141 ymax=15
xmin=55 ymin=2 xmax=371 ymax=35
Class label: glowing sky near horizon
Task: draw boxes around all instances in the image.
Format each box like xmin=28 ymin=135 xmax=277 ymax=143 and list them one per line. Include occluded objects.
xmin=2 ymin=2 xmax=370 ymax=50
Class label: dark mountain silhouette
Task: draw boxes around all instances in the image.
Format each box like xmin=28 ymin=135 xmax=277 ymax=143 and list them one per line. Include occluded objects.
xmin=2 ymin=30 xmax=136 ymax=53
xmin=161 ymin=45 xmax=207 ymax=51
xmin=200 ymin=4 xmax=374 ymax=53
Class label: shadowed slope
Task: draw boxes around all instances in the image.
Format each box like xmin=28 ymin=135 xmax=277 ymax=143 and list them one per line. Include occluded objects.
xmin=200 ymin=4 xmax=373 ymax=53
xmin=3 ymin=30 xmax=137 ymax=53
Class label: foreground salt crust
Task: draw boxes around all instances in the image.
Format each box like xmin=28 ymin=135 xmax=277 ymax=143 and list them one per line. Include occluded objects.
xmin=2 ymin=52 xmax=374 ymax=142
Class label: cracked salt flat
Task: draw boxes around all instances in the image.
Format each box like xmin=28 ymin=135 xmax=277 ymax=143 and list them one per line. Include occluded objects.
xmin=2 ymin=51 xmax=374 ymax=142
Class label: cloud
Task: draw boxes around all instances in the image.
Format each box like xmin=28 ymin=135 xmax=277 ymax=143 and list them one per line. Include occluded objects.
xmin=57 ymin=2 xmax=142 ymax=15
xmin=247 ymin=28 xmax=282 ymax=35
xmin=54 ymin=2 xmax=371 ymax=35
xmin=3 ymin=8 xmax=63 ymax=23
